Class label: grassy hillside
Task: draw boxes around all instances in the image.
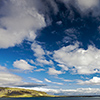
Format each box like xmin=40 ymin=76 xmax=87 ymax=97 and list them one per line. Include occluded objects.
xmin=0 ymin=87 xmax=54 ymax=98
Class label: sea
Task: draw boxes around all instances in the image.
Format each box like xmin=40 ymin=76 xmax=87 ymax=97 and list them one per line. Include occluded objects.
xmin=0 ymin=97 xmax=100 ymax=100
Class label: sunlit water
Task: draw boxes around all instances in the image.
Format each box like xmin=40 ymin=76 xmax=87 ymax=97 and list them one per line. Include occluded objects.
xmin=0 ymin=97 xmax=100 ymax=100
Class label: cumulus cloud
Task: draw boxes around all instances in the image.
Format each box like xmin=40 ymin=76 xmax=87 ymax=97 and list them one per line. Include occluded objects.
xmin=31 ymin=42 xmax=53 ymax=65
xmin=29 ymin=77 xmax=43 ymax=83
xmin=78 ymin=77 xmax=100 ymax=85
xmin=45 ymin=78 xmax=63 ymax=85
xmin=47 ymin=67 xmax=63 ymax=75
xmin=53 ymin=43 xmax=100 ymax=74
xmin=13 ymin=59 xmax=35 ymax=71
xmin=30 ymin=87 xmax=100 ymax=95
xmin=0 ymin=0 xmax=46 ymax=48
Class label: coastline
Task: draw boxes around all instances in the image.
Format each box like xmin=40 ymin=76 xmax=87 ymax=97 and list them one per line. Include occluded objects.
xmin=0 ymin=87 xmax=100 ymax=98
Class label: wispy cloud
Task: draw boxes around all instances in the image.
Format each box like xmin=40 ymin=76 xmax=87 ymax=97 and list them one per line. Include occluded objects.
xmin=34 ymin=69 xmax=45 ymax=72
xmin=57 ymin=64 xmax=68 ymax=71
xmin=31 ymin=42 xmax=53 ymax=65
xmin=45 ymin=78 xmax=63 ymax=85
xmin=47 ymin=67 xmax=63 ymax=75
xmin=29 ymin=77 xmax=43 ymax=83
xmin=55 ymin=76 xmax=73 ymax=82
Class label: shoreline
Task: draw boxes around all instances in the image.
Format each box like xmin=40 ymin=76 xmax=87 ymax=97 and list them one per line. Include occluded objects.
xmin=0 ymin=95 xmax=100 ymax=98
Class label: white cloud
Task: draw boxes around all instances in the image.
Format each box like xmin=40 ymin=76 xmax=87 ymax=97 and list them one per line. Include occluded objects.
xmin=13 ymin=59 xmax=35 ymax=71
xmin=0 ymin=66 xmax=22 ymax=87
xmin=0 ymin=66 xmax=7 ymax=71
xmin=75 ymin=0 xmax=100 ymax=17
xmin=60 ymin=0 xmax=100 ymax=17
xmin=77 ymin=0 xmax=99 ymax=11
xmin=31 ymin=42 xmax=45 ymax=58
xmin=53 ymin=43 xmax=100 ymax=74
xmin=35 ymin=69 xmax=45 ymax=72
xmin=55 ymin=76 xmax=73 ymax=82
xmin=29 ymin=77 xmax=43 ymax=83
xmin=78 ymin=77 xmax=100 ymax=85
xmin=0 ymin=72 xmax=22 ymax=86
xmin=45 ymin=78 xmax=52 ymax=83
xmin=30 ymin=87 xmax=100 ymax=95
xmin=45 ymin=78 xmax=63 ymax=85
xmin=31 ymin=42 xmax=53 ymax=65
xmin=46 ymin=51 xmax=53 ymax=55
xmin=0 ymin=0 xmax=46 ymax=48
xmin=0 ymin=65 xmax=21 ymax=86
xmin=47 ymin=67 xmax=63 ymax=75
xmin=0 ymin=65 xmax=46 ymax=87
xmin=28 ymin=59 xmax=35 ymax=65
xmin=57 ymin=64 xmax=68 ymax=71
xmin=36 ymin=59 xmax=53 ymax=65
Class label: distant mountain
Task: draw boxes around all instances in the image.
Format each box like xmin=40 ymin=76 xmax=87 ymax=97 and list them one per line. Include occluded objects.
xmin=0 ymin=87 xmax=54 ymax=98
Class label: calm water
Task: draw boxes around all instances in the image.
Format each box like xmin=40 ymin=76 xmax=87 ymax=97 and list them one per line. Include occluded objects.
xmin=0 ymin=97 xmax=100 ymax=100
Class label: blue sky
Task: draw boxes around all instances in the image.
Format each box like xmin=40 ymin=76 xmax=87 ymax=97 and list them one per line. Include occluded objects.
xmin=1 ymin=0 xmax=100 ymax=95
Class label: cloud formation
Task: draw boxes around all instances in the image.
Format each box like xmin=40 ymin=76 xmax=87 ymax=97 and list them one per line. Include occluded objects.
xmin=13 ymin=59 xmax=35 ymax=71
xmin=0 ymin=66 xmax=22 ymax=87
xmin=31 ymin=87 xmax=100 ymax=95
xmin=29 ymin=77 xmax=43 ymax=83
xmin=78 ymin=77 xmax=100 ymax=85
xmin=45 ymin=78 xmax=63 ymax=85
xmin=0 ymin=0 xmax=46 ymax=48
xmin=34 ymin=69 xmax=45 ymax=72
xmin=60 ymin=0 xmax=100 ymax=18
xmin=31 ymin=42 xmax=53 ymax=65
xmin=47 ymin=67 xmax=63 ymax=75
xmin=0 ymin=0 xmax=100 ymax=49
xmin=76 ymin=0 xmax=99 ymax=11
xmin=54 ymin=43 xmax=100 ymax=74
xmin=0 ymin=65 xmax=46 ymax=87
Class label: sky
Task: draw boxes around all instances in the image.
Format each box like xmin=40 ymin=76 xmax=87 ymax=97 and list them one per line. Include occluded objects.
xmin=1 ymin=0 xmax=100 ymax=96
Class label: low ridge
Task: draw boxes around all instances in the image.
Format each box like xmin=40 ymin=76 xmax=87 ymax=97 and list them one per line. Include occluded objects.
xmin=0 ymin=87 xmax=54 ymax=98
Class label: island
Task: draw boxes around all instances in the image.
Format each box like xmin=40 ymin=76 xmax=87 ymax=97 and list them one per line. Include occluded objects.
xmin=0 ymin=87 xmax=55 ymax=98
